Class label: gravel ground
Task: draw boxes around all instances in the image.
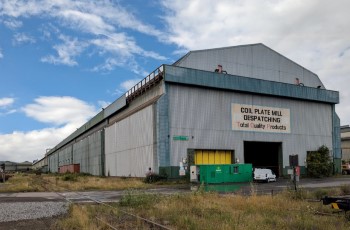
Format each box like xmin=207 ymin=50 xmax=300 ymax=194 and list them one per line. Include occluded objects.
xmin=0 ymin=201 xmax=68 ymax=222
xmin=0 ymin=217 xmax=62 ymax=230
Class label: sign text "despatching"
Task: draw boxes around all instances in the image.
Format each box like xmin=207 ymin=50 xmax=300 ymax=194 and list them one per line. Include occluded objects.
xmin=232 ymin=104 xmax=290 ymax=133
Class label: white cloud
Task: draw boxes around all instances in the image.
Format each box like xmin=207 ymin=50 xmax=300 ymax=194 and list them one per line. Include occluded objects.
xmin=0 ymin=126 xmax=74 ymax=162
xmin=90 ymin=33 xmax=165 ymax=74
xmin=121 ymin=79 xmax=142 ymax=91
xmin=91 ymin=33 xmax=167 ymax=61
xmin=3 ymin=19 xmax=23 ymax=29
xmin=22 ymin=96 xmax=97 ymax=126
xmin=0 ymin=97 xmax=16 ymax=116
xmin=0 ymin=1 xmax=164 ymax=37
xmin=58 ymin=9 xmax=114 ymax=35
xmin=0 ymin=97 xmax=15 ymax=107
xmin=92 ymin=57 xmax=125 ymax=73
xmin=113 ymin=78 xmax=142 ymax=96
xmin=92 ymin=56 xmax=150 ymax=76
xmin=161 ymin=0 xmax=350 ymax=125
xmin=0 ymin=96 xmax=98 ymax=162
xmin=88 ymin=2 xmax=164 ymax=38
xmin=41 ymin=34 xmax=87 ymax=66
xmin=1 ymin=109 xmax=17 ymax=115
xmin=0 ymin=49 xmax=3 ymax=59
xmin=0 ymin=0 xmax=166 ymax=70
xmin=12 ymin=33 xmax=36 ymax=45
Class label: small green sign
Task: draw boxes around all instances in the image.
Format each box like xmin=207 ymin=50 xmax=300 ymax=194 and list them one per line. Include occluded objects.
xmin=173 ymin=135 xmax=189 ymax=141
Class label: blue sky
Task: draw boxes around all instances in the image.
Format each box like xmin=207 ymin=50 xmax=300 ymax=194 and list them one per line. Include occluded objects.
xmin=1 ymin=0 xmax=350 ymax=162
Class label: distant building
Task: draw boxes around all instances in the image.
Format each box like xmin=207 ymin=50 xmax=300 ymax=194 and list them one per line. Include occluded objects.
xmin=341 ymin=125 xmax=350 ymax=162
xmin=37 ymin=44 xmax=340 ymax=177
xmin=0 ymin=161 xmax=32 ymax=172
xmin=32 ymin=155 xmax=48 ymax=173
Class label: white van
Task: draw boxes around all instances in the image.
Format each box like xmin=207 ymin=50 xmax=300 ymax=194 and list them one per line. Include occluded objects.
xmin=253 ymin=168 xmax=276 ymax=182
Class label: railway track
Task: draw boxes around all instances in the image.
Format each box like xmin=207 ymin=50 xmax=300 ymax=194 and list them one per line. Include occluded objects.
xmin=32 ymin=175 xmax=172 ymax=230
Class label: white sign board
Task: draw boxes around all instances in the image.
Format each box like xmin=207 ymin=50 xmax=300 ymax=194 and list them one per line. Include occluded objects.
xmin=179 ymin=169 xmax=186 ymax=176
xmin=232 ymin=104 xmax=290 ymax=133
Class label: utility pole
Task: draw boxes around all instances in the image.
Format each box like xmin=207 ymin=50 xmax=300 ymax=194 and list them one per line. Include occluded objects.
xmin=289 ymin=155 xmax=299 ymax=191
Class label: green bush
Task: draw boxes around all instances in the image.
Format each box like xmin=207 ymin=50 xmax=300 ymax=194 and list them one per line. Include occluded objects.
xmin=61 ymin=173 xmax=78 ymax=181
xmin=144 ymin=173 xmax=167 ymax=183
xmin=313 ymin=189 xmax=329 ymax=199
xmin=285 ymin=186 xmax=308 ymax=200
xmin=60 ymin=172 xmax=91 ymax=182
xmin=306 ymin=145 xmax=333 ymax=178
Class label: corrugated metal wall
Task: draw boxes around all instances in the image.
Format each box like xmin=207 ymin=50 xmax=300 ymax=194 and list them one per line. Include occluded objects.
xmin=47 ymin=82 xmax=164 ymax=176
xmin=333 ymin=111 xmax=341 ymax=159
xmin=167 ymin=84 xmax=333 ymax=169
xmin=58 ymin=145 xmax=72 ymax=167
xmin=174 ymin=44 xmax=325 ymax=89
xmin=48 ymin=131 xmax=103 ymax=175
xmin=342 ymin=140 xmax=350 ymax=160
xmin=73 ymin=130 xmax=103 ymax=175
xmin=49 ymin=152 xmax=59 ymax=173
xmin=156 ymin=87 xmax=170 ymax=167
xmin=341 ymin=128 xmax=350 ymax=160
xmin=105 ymin=105 xmax=155 ymax=177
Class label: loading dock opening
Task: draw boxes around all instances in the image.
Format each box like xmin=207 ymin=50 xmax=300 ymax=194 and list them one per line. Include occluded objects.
xmin=244 ymin=141 xmax=282 ymax=177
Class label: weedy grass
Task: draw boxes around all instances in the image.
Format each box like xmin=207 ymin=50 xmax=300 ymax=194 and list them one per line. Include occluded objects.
xmin=4 ymin=174 xmax=350 ymax=229
xmin=0 ymin=173 xmax=40 ymax=192
xmin=51 ymin=205 xmax=90 ymax=230
xmin=0 ymin=173 xmax=148 ymax=192
xmin=339 ymin=184 xmax=350 ymax=195
xmin=55 ymin=190 xmax=350 ymax=230
xmin=119 ymin=189 xmax=160 ymax=208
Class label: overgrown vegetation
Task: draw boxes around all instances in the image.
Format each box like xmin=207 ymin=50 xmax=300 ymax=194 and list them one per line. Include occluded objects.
xmin=144 ymin=172 xmax=167 ymax=183
xmin=0 ymin=173 xmax=40 ymax=192
xmin=0 ymin=173 xmax=148 ymax=192
xmin=306 ymin=145 xmax=333 ymax=178
xmin=54 ymin=188 xmax=350 ymax=230
xmin=119 ymin=189 xmax=160 ymax=208
xmin=4 ymin=172 xmax=350 ymax=229
xmin=61 ymin=173 xmax=79 ymax=182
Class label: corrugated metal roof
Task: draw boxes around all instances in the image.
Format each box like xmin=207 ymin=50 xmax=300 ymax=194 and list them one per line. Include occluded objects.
xmin=173 ymin=43 xmax=325 ymax=89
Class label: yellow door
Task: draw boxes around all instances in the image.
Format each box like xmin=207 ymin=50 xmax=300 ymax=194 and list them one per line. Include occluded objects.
xmin=225 ymin=151 xmax=232 ymax=164
xmin=208 ymin=150 xmax=215 ymax=164
xmin=203 ymin=151 xmax=209 ymax=164
xmin=195 ymin=150 xmax=232 ymax=165
xmin=219 ymin=151 xmax=226 ymax=164
xmin=195 ymin=150 xmax=203 ymax=164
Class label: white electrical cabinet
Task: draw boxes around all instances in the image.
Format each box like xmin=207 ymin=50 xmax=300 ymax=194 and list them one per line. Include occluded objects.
xmin=190 ymin=165 xmax=199 ymax=182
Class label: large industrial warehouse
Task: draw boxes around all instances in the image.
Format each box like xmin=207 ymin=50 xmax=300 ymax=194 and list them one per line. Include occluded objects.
xmin=34 ymin=43 xmax=341 ymax=178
